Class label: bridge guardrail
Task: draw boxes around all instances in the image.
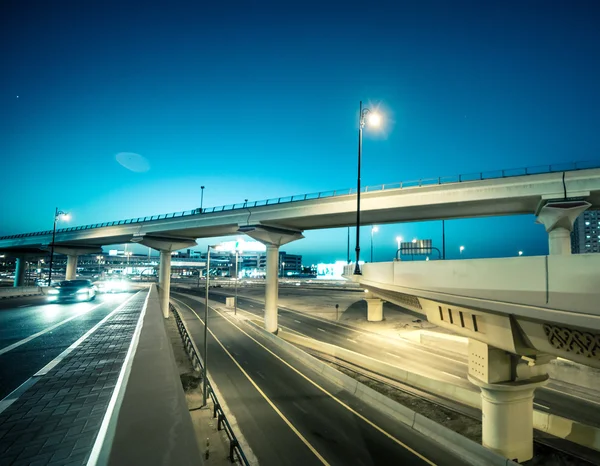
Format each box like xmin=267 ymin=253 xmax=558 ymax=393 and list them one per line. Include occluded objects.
xmin=170 ymin=303 xmax=249 ymax=466
xmin=1 ymin=159 xmax=598 ymax=241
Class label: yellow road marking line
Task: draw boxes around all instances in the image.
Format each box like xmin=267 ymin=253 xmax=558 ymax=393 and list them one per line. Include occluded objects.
xmin=210 ymin=303 xmax=436 ymax=465
xmin=172 ymin=297 xmax=330 ymax=466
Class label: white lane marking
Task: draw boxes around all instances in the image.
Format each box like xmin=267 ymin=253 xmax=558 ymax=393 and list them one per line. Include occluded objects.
xmin=317 ymin=328 xmax=326 ymax=333
xmin=534 ymin=403 xmax=550 ymax=410
xmin=256 ymin=371 xmax=266 ymax=380
xmin=347 ymin=338 xmax=357 ymax=343
xmin=0 ymin=293 xmax=140 ymax=415
xmin=0 ymin=301 xmax=106 ymax=356
xmin=294 ymin=320 xmax=302 ymax=324
xmin=213 ymin=307 xmax=436 ymax=465
xmin=87 ymin=290 xmax=149 ymax=466
xmin=175 ymin=298 xmax=329 ymax=466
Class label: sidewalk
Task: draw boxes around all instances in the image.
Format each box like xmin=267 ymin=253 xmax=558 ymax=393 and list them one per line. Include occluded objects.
xmin=0 ymin=292 xmax=146 ymax=465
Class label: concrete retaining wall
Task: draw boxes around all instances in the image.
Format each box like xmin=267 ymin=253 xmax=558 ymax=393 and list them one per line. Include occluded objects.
xmin=245 ymin=320 xmax=516 ymax=466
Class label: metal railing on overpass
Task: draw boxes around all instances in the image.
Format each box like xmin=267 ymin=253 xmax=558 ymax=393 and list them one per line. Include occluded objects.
xmin=1 ymin=159 xmax=598 ymax=241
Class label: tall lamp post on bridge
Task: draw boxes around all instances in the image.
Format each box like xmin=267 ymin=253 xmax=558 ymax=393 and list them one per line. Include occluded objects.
xmin=200 ymin=186 xmax=205 ymax=212
xmin=354 ymin=101 xmax=382 ymax=274
xmin=48 ymin=208 xmax=70 ymax=285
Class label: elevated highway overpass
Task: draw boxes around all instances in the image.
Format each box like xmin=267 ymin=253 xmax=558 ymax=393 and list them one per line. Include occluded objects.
xmin=2 ymin=161 xmax=600 ymax=462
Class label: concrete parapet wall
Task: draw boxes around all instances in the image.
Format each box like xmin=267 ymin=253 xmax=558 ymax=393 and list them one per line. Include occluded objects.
xmin=106 ymin=285 xmax=202 ymax=465
xmin=0 ymin=286 xmax=41 ymax=299
xmin=360 ymin=254 xmax=600 ymax=321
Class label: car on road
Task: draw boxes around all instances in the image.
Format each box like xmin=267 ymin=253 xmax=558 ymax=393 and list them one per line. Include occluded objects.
xmin=47 ymin=279 xmax=97 ymax=302
xmin=95 ymin=277 xmax=131 ymax=294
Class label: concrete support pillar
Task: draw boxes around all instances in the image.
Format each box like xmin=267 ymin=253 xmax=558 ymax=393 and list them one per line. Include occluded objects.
xmin=159 ymin=250 xmax=171 ymax=319
xmin=14 ymin=257 xmax=26 ymax=287
xmin=65 ymin=255 xmax=78 ymax=280
xmin=467 ymin=339 xmax=549 ymax=462
xmin=473 ymin=380 xmax=544 ymax=462
xmin=238 ymin=225 xmax=304 ymax=333
xmin=365 ymin=298 xmax=383 ymax=322
xmin=265 ymin=245 xmax=280 ymax=333
xmin=536 ymin=200 xmax=591 ymax=255
xmin=547 ymin=228 xmax=572 ymax=255
xmin=158 ymin=255 xmax=165 ymax=285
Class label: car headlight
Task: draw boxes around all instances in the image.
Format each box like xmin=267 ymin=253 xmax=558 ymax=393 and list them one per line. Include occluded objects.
xmin=76 ymin=288 xmax=90 ymax=294
xmin=48 ymin=289 xmax=59 ymax=295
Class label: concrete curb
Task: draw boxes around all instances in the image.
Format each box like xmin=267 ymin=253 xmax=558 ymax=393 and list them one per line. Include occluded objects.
xmin=244 ymin=319 xmax=516 ymax=466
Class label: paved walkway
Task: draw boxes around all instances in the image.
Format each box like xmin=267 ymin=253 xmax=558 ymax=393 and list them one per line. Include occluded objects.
xmin=0 ymin=292 xmax=146 ymax=466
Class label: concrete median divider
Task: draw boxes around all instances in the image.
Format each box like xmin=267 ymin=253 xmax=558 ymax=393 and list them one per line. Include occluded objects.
xmin=0 ymin=286 xmax=41 ymax=299
xmin=244 ymin=320 xmax=516 ymax=466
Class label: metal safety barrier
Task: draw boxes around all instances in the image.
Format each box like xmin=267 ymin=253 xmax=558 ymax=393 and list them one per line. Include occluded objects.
xmin=170 ymin=304 xmax=249 ymax=466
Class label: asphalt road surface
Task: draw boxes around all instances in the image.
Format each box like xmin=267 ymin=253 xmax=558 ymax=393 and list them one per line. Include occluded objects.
xmin=201 ymin=287 xmax=600 ymax=432
xmin=0 ymin=293 xmax=133 ymax=400
xmin=172 ymin=291 xmax=471 ymax=466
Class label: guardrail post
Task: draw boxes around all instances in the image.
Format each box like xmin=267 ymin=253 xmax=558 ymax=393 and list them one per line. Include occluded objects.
xmin=229 ymin=439 xmax=239 ymax=463
xmin=217 ymin=412 xmax=224 ymax=431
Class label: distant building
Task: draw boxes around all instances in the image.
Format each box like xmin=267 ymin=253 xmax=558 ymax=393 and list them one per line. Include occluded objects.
xmin=279 ymin=252 xmax=302 ymax=276
xmin=571 ymin=210 xmax=600 ymax=253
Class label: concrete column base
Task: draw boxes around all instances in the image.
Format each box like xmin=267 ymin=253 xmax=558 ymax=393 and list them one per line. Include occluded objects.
xmin=365 ymin=298 xmax=384 ymax=322
xmin=66 ymin=255 xmax=78 ymax=280
xmin=468 ymin=375 xmax=548 ymax=462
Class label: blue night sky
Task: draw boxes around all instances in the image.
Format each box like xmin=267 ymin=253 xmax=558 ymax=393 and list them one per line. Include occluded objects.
xmin=2 ymin=1 xmax=600 ymax=264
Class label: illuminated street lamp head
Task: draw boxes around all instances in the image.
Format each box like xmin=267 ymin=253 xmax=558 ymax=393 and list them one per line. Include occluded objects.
xmin=460 ymin=246 xmax=465 ymax=252
xmin=360 ymin=106 xmax=383 ymax=129
xmin=518 ymin=250 xmax=523 ymax=256
xmin=55 ymin=210 xmax=69 ymax=221
xmin=372 ymin=226 xmax=379 ymax=233
xmin=367 ymin=112 xmax=381 ymax=127
xmin=396 ymin=236 xmax=402 ymax=242
xmin=412 ymin=238 xmax=417 ymax=243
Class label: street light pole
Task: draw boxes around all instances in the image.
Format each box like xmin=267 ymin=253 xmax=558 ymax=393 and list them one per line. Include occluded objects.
xmin=48 ymin=207 xmax=68 ymax=285
xmin=370 ymin=226 xmax=378 ymax=262
xmin=354 ymin=101 xmax=381 ymax=274
xmin=347 ymin=227 xmax=350 ymax=264
xmin=234 ymin=250 xmax=239 ymax=316
xmin=442 ymin=220 xmax=446 ymax=260
xmin=200 ymin=186 xmax=205 ymax=212
xmin=354 ymin=101 xmax=364 ymax=275
xmin=202 ymin=245 xmax=214 ymax=407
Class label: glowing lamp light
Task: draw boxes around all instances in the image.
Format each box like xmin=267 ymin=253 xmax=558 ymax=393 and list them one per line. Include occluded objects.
xmin=367 ymin=112 xmax=381 ymax=127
